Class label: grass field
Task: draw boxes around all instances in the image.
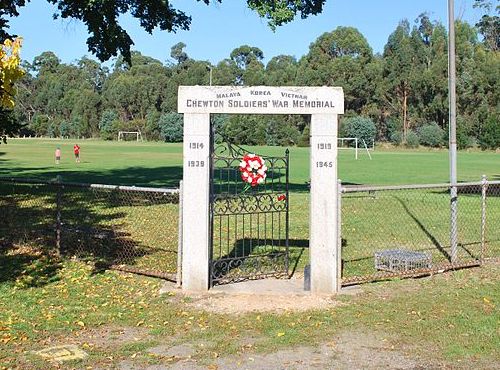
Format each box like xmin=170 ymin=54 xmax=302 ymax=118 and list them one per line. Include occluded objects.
xmin=0 ymin=259 xmax=498 ymax=368
xmin=1 ymin=139 xmax=499 ymax=368
xmin=1 ymin=138 xmax=499 ymax=278
xmin=0 ymin=138 xmax=498 ymax=187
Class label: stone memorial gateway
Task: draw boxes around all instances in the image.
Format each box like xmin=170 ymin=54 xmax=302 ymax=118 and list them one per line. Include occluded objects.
xmin=178 ymin=86 xmax=344 ymax=294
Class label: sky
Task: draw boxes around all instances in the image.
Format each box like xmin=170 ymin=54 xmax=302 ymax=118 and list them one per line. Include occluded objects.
xmin=8 ymin=0 xmax=484 ymax=67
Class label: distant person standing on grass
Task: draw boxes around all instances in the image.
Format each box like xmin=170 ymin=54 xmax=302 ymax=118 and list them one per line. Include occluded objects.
xmin=55 ymin=147 xmax=61 ymax=164
xmin=73 ymin=144 xmax=81 ymax=163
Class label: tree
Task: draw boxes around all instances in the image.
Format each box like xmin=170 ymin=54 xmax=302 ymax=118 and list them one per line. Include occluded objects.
xmin=170 ymin=42 xmax=189 ymax=65
xmin=339 ymin=116 xmax=377 ymax=145
xmin=230 ymin=45 xmax=265 ymax=85
xmin=383 ymin=20 xmax=421 ymax=142
xmin=297 ymin=27 xmax=375 ymax=113
xmin=0 ymin=37 xmax=24 ymax=142
xmin=478 ymin=114 xmax=500 ymax=149
xmin=1 ymin=0 xmax=325 ymax=63
xmin=248 ymin=0 xmax=325 ymax=30
xmin=417 ymin=122 xmax=444 ymax=147
xmin=473 ymin=0 xmax=499 ymax=51
xmin=265 ymin=55 xmax=297 ymax=86
xmin=159 ymin=112 xmax=183 ymax=142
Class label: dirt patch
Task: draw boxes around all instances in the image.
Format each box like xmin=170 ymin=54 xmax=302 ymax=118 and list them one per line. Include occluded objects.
xmin=36 ymin=325 xmax=152 ymax=352
xmin=160 ymin=280 xmax=350 ymax=314
xmin=124 ymin=329 xmax=446 ymax=370
xmin=186 ymin=292 xmax=342 ymax=314
xmin=206 ymin=329 xmax=439 ymax=370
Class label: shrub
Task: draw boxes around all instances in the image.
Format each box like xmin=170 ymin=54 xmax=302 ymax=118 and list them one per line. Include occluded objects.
xmin=99 ymin=110 xmax=119 ymax=140
xmin=417 ymin=122 xmax=444 ymax=147
xmin=385 ymin=118 xmax=401 ymax=142
xmin=265 ymin=118 xmax=300 ymax=146
xmin=159 ymin=112 xmax=183 ymax=142
xmin=406 ymin=130 xmax=420 ymax=148
xmin=340 ymin=116 xmax=376 ymax=146
xmin=297 ymin=125 xmax=310 ymax=147
xmin=390 ymin=131 xmax=403 ymax=146
xmin=479 ymin=116 xmax=500 ymax=150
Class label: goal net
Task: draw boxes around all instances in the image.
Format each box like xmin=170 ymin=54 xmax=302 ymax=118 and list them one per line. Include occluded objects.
xmin=338 ymin=137 xmax=359 ymax=159
xmin=118 ymin=131 xmax=143 ymax=141
xmin=338 ymin=138 xmax=372 ymax=160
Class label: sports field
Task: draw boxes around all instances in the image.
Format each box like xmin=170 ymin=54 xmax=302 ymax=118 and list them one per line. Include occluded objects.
xmin=1 ymin=140 xmax=499 ymax=369
xmin=1 ymin=138 xmax=498 ymax=279
xmin=0 ymin=138 xmax=498 ymax=186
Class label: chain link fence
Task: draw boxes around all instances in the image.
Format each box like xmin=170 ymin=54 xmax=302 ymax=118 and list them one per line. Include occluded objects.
xmin=340 ymin=178 xmax=500 ymax=285
xmin=0 ymin=177 xmax=180 ymax=281
xmin=2 ymin=176 xmax=498 ymax=288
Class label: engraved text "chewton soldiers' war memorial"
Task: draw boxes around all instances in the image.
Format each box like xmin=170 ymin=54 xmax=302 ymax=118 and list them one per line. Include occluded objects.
xmin=178 ymin=86 xmax=344 ymax=114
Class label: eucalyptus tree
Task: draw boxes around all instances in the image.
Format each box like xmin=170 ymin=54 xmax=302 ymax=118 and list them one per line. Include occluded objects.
xmin=229 ymin=45 xmax=265 ymax=85
xmin=473 ymin=0 xmax=499 ymax=51
xmin=382 ymin=20 xmax=417 ymax=142
xmin=297 ymin=26 xmax=376 ymax=114
xmin=265 ymin=55 xmax=298 ymax=86
xmin=102 ymin=51 xmax=170 ymax=124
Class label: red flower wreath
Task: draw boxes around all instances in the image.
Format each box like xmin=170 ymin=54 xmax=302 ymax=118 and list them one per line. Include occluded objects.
xmin=239 ymin=154 xmax=268 ymax=187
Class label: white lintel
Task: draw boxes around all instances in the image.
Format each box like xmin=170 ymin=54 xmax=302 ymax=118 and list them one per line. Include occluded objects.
xmin=178 ymin=86 xmax=344 ymax=115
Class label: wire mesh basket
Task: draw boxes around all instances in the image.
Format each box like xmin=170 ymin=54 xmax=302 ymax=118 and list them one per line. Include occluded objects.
xmin=374 ymin=249 xmax=432 ymax=272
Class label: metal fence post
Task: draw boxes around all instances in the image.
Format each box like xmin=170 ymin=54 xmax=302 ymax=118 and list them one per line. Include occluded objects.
xmin=337 ymin=179 xmax=342 ymax=292
xmin=450 ymin=184 xmax=458 ymax=263
xmin=55 ymin=175 xmax=62 ymax=257
xmin=176 ymin=180 xmax=183 ymax=288
xmin=481 ymin=175 xmax=487 ymax=262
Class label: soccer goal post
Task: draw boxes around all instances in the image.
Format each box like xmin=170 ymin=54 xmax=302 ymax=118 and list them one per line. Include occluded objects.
xmin=118 ymin=131 xmax=143 ymax=141
xmin=338 ymin=137 xmax=358 ymax=159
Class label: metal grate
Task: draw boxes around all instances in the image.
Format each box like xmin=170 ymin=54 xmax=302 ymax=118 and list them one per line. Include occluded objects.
xmin=341 ymin=179 xmax=500 ymax=285
xmin=375 ymin=249 xmax=432 ymax=272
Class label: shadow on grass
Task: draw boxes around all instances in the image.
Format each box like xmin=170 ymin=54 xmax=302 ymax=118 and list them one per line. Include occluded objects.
xmin=395 ymin=196 xmax=452 ymax=261
xmin=0 ymin=180 xmax=177 ymax=287
xmin=211 ymin=238 xmax=309 ymax=285
xmin=0 ymin=165 xmax=183 ymax=188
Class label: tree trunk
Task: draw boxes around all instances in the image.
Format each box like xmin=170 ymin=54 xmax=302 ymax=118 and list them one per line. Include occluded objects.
xmin=402 ymin=89 xmax=408 ymax=142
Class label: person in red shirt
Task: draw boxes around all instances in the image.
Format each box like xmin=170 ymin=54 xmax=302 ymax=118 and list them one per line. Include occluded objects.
xmin=73 ymin=144 xmax=80 ymax=163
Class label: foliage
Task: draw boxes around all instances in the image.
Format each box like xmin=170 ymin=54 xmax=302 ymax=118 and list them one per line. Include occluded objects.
xmin=0 ymin=37 xmax=23 ymax=109
xmin=159 ymin=112 xmax=183 ymax=142
xmin=417 ymin=122 xmax=444 ymax=147
xmin=248 ymin=0 xmax=325 ymax=30
xmin=99 ymin=110 xmax=119 ymax=140
xmin=340 ymin=116 xmax=376 ymax=146
xmin=390 ymin=131 xmax=404 ymax=146
xmin=0 ymin=108 xmax=21 ymax=143
xmin=1 ymin=1 xmax=325 ymax=64
xmin=0 ymin=37 xmax=24 ymax=142
xmin=265 ymin=116 xmax=301 ymax=146
xmin=478 ymin=115 xmax=500 ymax=150
xmin=405 ymin=130 xmax=420 ymax=148
xmin=473 ymin=0 xmax=500 ymax=51
xmin=2 ymin=12 xmax=499 ymax=150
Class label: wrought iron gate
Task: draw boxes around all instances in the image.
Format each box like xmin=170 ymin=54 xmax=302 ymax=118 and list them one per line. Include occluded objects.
xmin=209 ymin=134 xmax=290 ymax=286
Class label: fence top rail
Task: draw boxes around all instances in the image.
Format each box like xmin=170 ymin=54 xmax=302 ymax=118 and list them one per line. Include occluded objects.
xmin=341 ymin=180 xmax=500 ymax=193
xmin=0 ymin=176 xmax=179 ymax=194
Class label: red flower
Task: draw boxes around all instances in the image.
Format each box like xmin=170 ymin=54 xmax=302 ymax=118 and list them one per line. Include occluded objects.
xmin=239 ymin=154 xmax=267 ymax=187
xmin=277 ymin=194 xmax=286 ymax=201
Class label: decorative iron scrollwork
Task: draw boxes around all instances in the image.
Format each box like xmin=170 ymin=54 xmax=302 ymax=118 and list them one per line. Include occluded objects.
xmin=210 ymin=130 xmax=290 ymax=286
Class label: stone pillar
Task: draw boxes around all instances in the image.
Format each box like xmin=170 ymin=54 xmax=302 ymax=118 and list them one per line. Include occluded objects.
xmin=182 ymin=113 xmax=211 ymax=291
xmin=309 ymin=113 xmax=339 ymax=293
